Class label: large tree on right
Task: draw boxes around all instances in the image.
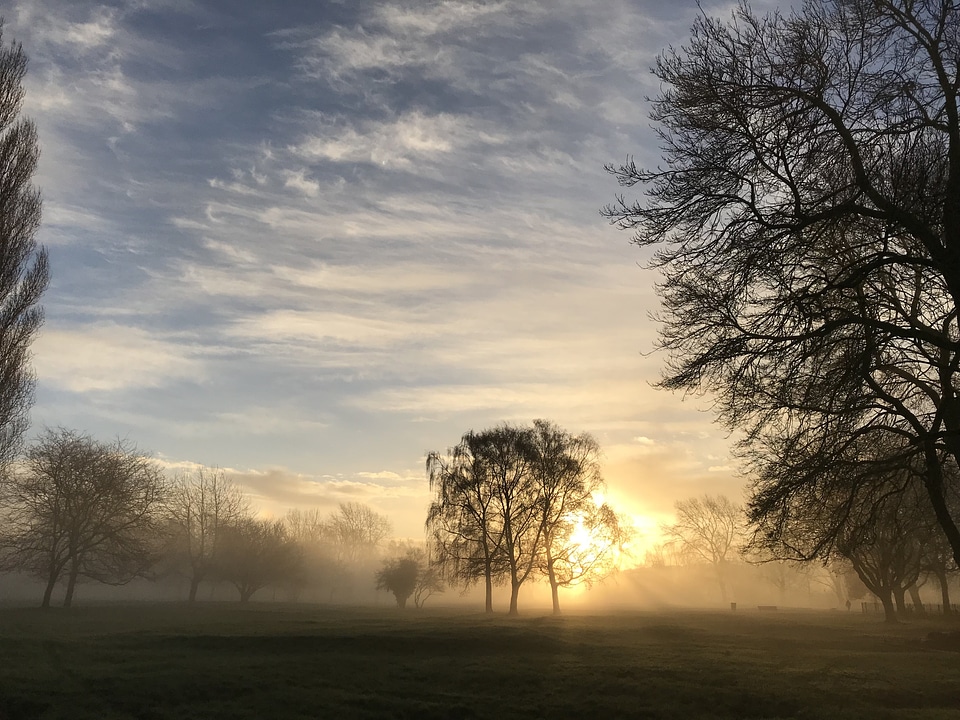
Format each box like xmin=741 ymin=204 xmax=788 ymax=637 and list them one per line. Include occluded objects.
xmin=605 ymin=0 xmax=960 ymax=565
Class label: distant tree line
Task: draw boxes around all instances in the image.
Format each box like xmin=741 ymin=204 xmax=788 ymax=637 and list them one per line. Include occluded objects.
xmin=0 ymin=426 xmax=408 ymax=607
xmin=649 ymin=492 xmax=958 ymax=619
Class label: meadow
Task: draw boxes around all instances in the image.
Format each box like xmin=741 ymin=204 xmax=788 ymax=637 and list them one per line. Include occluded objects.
xmin=0 ymin=603 xmax=957 ymax=719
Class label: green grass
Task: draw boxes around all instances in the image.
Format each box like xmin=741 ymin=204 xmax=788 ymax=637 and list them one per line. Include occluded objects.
xmin=0 ymin=603 xmax=957 ymax=719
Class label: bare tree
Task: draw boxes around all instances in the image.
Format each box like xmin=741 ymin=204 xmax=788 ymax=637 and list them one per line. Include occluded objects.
xmin=165 ymin=467 xmax=248 ymax=602
xmin=541 ymin=501 xmax=630 ymax=611
xmin=413 ymin=561 xmax=444 ymax=609
xmin=214 ymin=518 xmax=300 ymax=603
xmin=327 ymin=502 xmax=391 ymax=564
xmin=748 ymin=434 xmax=933 ymax=622
xmin=428 ymin=421 xmax=629 ymax=614
xmin=0 ymin=429 xmax=167 ymax=607
xmin=426 ymin=432 xmax=509 ymax=613
xmin=0 ymin=23 xmax=50 ymax=470
xmin=837 ymin=494 xmax=924 ymax=623
xmin=604 ymin=0 xmax=960 ymax=566
xmin=663 ymin=495 xmax=743 ymax=603
xmin=472 ymin=424 xmax=542 ymax=616
xmin=527 ymin=420 xmax=629 ymax=613
xmin=284 ymin=507 xmax=325 ymax=546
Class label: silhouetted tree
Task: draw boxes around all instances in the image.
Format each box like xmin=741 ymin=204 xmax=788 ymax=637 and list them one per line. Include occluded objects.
xmin=541 ymin=501 xmax=629 ymax=612
xmin=749 ymin=435 xmax=931 ymax=622
xmin=604 ymin=0 xmax=960 ymax=566
xmin=0 ymin=23 xmax=49 ymax=470
xmin=836 ymin=488 xmax=925 ymax=623
xmin=214 ymin=518 xmax=299 ymax=603
xmin=375 ymin=556 xmax=419 ymax=609
xmin=429 ymin=420 xmax=624 ymax=615
xmin=427 ymin=431 xmax=509 ymax=613
xmin=0 ymin=429 xmax=167 ymax=607
xmin=375 ymin=546 xmax=445 ymax=609
xmin=529 ymin=420 xmax=605 ymax=614
xmin=413 ymin=561 xmax=444 ymax=609
xmin=663 ymin=495 xmax=743 ymax=603
xmin=165 ymin=467 xmax=248 ymax=602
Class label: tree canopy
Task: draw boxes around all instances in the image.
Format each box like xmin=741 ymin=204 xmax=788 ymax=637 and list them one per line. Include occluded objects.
xmin=605 ymin=0 xmax=960 ymax=568
xmin=427 ymin=420 xmax=623 ymax=614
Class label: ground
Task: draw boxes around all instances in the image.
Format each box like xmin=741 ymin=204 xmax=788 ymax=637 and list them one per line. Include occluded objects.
xmin=0 ymin=603 xmax=957 ymax=719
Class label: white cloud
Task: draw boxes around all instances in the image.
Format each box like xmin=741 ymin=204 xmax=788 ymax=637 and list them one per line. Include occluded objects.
xmin=295 ymin=111 xmax=504 ymax=168
xmin=33 ymin=324 xmax=204 ymax=393
xmin=282 ymin=169 xmax=321 ymax=197
xmin=376 ymin=2 xmax=510 ymax=36
xmin=225 ymin=309 xmax=422 ymax=349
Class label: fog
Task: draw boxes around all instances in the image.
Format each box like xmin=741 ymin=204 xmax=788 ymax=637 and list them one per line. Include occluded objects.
xmin=4 ymin=559 xmax=956 ymax=616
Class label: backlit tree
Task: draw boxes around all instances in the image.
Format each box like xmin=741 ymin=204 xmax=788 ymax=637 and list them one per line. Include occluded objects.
xmin=605 ymin=0 xmax=960 ymax=564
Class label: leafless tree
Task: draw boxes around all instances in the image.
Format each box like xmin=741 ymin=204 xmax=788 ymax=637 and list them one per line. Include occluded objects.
xmin=429 ymin=420 xmax=625 ymax=615
xmin=663 ymin=495 xmax=743 ymax=603
xmin=426 ymin=432 xmax=509 ymax=613
xmin=836 ymin=490 xmax=925 ymax=623
xmin=604 ymin=0 xmax=960 ymax=566
xmin=214 ymin=518 xmax=300 ymax=603
xmin=541 ymin=501 xmax=630 ymax=612
xmin=0 ymin=23 xmax=50 ymax=470
xmin=327 ymin=502 xmax=391 ymax=564
xmin=413 ymin=562 xmax=444 ymax=609
xmin=527 ymin=420 xmax=629 ymax=613
xmin=284 ymin=507 xmax=325 ymax=546
xmin=165 ymin=466 xmax=248 ymax=602
xmin=749 ymin=433 xmax=934 ymax=621
xmin=0 ymin=429 xmax=167 ymax=607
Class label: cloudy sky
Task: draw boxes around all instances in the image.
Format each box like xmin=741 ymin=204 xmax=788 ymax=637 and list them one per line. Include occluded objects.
xmin=5 ymin=0 xmax=766 ymax=545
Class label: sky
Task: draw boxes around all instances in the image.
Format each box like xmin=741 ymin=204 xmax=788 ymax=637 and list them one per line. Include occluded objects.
xmin=5 ymin=0 xmax=771 ymax=547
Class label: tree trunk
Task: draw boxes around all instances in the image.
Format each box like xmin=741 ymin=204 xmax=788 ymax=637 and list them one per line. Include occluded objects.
xmin=484 ymin=568 xmax=493 ymax=613
xmin=546 ymin=549 xmax=561 ymax=615
xmin=188 ymin=576 xmax=201 ymax=603
xmin=880 ymin=592 xmax=898 ymax=623
xmin=893 ymin=586 xmax=907 ymax=616
xmin=508 ymin=581 xmax=521 ymax=615
xmin=934 ymin=568 xmax=952 ymax=614
xmin=907 ymin=584 xmax=925 ymax=615
xmin=63 ymin=559 xmax=80 ymax=608
xmin=41 ymin=572 xmax=58 ymax=609
xmin=922 ymin=441 xmax=960 ymax=568
xmin=396 ymin=594 xmax=407 ymax=609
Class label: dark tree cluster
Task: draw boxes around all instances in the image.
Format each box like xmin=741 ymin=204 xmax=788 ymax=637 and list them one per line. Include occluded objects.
xmin=426 ymin=420 xmax=629 ymax=615
xmin=606 ymin=0 xmax=960 ymax=620
xmin=375 ymin=546 xmax=444 ymax=609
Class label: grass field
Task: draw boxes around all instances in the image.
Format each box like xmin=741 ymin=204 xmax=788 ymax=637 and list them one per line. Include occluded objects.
xmin=0 ymin=603 xmax=957 ymax=719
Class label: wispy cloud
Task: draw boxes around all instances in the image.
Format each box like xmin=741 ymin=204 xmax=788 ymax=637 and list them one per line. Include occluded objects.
xmin=10 ymin=0 xmax=749 ymax=537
